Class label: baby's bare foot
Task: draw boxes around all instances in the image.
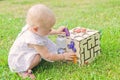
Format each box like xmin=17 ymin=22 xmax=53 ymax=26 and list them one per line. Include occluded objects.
xmin=18 ymin=71 xmax=29 ymax=79
xmin=18 ymin=70 xmax=36 ymax=80
xmin=28 ymin=70 xmax=36 ymax=80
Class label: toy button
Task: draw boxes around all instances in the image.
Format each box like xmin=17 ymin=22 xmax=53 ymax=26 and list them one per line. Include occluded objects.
xmin=68 ymin=44 xmax=74 ymax=49
xmin=70 ymin=41 xmax=75 ymax=46
xmin=73 ymin=28 xmax=81 ymax=33
xmin=67 ymin=41 xmax=76 ymax=52
xmin=73 ymin=28 xmax=87 ymax=33
xmin=72 ymin=48 xmax=76 ymax=52
xmin=84 ymin=61 xmax=88 ymax=64
xmin=81 ymin=28 xmax=86 ymax=33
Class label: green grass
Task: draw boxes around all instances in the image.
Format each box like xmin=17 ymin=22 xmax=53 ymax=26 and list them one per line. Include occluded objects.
xmin=0 ymin=0 xmax=120 ymax=80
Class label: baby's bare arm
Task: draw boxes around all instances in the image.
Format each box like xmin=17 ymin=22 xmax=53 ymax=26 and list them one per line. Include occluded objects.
xmin=48 ymin=28 xmax=59 ymax=35
xmin=29 ymin=44 xmax=75 ymax=62
xmin=49 ymin=26 xmax=65 ymax=35
xmin=31 ymin=44 xmax=64 ymax=61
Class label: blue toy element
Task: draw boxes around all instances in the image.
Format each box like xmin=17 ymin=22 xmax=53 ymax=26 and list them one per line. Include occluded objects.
xmin=67 ymin=41 xmax=76 ymax=52
xmin=57 ymin=48 xmax=65 ymax=54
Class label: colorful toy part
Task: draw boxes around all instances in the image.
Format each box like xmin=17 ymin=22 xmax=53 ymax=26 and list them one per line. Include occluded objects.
xmin=67 ymin=41 xmax=77 ymax=64
xmin=73 ymin=28 xmax=86 ymax=33
xmin=63 ymin=28 xmax=70 ymax=36
xmin=67 ymin=41 xmax=76 ymax=52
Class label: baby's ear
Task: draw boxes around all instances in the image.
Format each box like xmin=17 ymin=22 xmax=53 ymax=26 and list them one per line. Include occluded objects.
xmin=32 ymin=26 xmax=38 ymax=32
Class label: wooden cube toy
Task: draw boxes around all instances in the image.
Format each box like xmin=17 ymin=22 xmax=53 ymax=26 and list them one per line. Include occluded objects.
xmin=66 ymin=27 xmax=101 ymax=65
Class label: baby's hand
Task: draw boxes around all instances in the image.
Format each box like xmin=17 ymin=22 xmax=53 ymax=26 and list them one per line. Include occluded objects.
xmin=57 ymin=26 xmax=66 ymax=34
xmin=62 ymin=52 xmax=76 ymax=61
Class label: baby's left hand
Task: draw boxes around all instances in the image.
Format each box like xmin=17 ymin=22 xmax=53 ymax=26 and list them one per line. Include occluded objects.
xmin=57 ymin=26 xmax=66 ymax=34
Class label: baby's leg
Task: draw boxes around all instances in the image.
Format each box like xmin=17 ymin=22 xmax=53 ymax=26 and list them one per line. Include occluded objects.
xmin=28 ymin=54 xmax=41 ymax=70
xmin=19 ymin=54 xmax=41 ymax=80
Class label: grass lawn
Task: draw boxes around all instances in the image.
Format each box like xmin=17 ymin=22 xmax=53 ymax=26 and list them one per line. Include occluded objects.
xmin=0 ymin=0 xmax=120 ymax=80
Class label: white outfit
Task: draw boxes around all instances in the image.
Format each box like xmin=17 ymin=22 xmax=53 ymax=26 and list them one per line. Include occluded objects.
xmin=8 ymin=25 xmax=57 ymax=72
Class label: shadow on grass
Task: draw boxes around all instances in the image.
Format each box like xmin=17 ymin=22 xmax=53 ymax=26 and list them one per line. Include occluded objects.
xmin=32 ymin=59 xmax=64 ymax=73
xmin=32 ymin=59 xmax=77 ymax=74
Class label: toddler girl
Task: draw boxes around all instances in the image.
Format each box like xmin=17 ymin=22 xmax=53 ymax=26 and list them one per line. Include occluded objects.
xmin=8 ymin=4 xmax=76 ymax=79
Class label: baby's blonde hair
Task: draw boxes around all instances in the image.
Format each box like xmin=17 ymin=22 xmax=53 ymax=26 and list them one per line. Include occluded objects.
xmin=26 ymin=4 xmax=56 ymax=28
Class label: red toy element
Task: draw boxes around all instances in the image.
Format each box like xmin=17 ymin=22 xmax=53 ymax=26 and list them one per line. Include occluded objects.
xmin=74 ymin=28 xmax=81 ymax=33
xmin=84 ymin=61 xmax=89 ymax=64
xmin=73 ymin=28 xmax=86 ymax=33
xmin=81 ymin=28 xmax=86 ymax=33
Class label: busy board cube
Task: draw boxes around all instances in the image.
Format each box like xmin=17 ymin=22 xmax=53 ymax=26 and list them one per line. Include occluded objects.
xmin=66 ymin=27 xmax=101 ymax=65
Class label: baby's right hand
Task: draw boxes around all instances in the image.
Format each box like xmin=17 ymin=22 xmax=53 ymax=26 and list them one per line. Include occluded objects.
xmin=62 ymin=52 xmax=76 ymax=61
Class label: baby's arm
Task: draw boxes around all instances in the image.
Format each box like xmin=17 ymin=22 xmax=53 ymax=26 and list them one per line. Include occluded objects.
xmin=30 ymin=44 xmax=75 ymax=62
xmin=48 ymin=28 xmax=59 ymax=35
xmin=49 ymin=26 xmax=65 ymax=35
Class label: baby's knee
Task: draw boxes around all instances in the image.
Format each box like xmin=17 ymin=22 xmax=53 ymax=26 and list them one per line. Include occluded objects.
xmin=35 ymin=54 xmax=41 ymax=61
